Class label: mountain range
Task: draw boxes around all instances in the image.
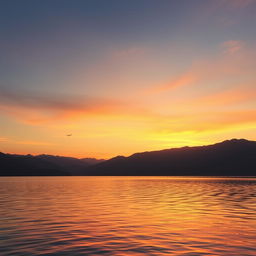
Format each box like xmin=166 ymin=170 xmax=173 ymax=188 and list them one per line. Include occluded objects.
xmin=0 ymin=153 xmax=103 ymax=176
xmin=1 ymin=139 xmax=255 ymax=176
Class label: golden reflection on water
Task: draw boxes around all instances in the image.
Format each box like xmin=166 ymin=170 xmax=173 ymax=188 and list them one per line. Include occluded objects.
xmin=0 ymin=177 xmax=255 ymax=256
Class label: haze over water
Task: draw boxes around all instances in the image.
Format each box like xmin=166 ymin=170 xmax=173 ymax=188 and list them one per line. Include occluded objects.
xmin=0 ymin=177 xmax=255 ymax=256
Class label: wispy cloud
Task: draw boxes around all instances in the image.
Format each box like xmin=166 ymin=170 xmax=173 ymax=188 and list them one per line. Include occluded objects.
xmin=152 ymin=109 xmax=256 ymax=134
xmin=0 ymin=137 xmax=9 ymax=142
xmin=222 ymin=40 xmax=243 ymax=55
xmin=0 ymin=87 xmax=149 ymax=124
xmin=195 ymin=0 xmax=255 ymax=30
xmin=145 ymin=70 xmax=198 ymax=94
xmin=179 ymin=84 xmax=256 ymax=110
xmin=0 ymin=88 xmax=114 ymax=112
xmin=144 ymin=39 xmax=251 ymax=95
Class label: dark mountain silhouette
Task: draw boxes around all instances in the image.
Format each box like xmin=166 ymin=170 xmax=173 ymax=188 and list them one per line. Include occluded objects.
xmin=0 ymin=153 xmax=103 ymax=176
xmin=86 ymin=139 xmax=256 ymax=176
xmin=1 ymin=139 xmax=255 ymax=176
xmin=80 ymin=157 xmax=105 ymax=165
xmin=37 ymin=155 xmax=104 ymax=174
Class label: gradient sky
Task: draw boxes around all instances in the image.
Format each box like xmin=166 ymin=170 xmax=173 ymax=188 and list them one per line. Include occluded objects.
xmin=0 ymin=0 xmax=256 ymax=158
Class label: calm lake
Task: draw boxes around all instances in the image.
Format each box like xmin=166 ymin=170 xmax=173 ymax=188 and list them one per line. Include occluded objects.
xmin=0 ymin=177 xmax=255 ymax=256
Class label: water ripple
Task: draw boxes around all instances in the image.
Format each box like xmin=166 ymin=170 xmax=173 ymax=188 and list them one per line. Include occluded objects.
xmin=0 ymin=177 xmax=255 ymax=255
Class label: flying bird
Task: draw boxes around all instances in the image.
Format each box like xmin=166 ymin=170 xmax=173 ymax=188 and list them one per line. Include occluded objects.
xmin=66 ymin=134 xmax=72 ymax=137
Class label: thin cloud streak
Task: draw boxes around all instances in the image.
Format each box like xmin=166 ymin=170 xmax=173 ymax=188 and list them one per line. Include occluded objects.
xmin=0 ymin=88 xmax=117 ymax=112
xmin=222 ymin=40 xmax=243 ymax=55
xmin=144 ymin=39 xmax=253 ymax=95
xmin=145 ymin=71 xmax=198 ymax=95
xmin=152 ymin=110 xmax=256 ymax=134
xmin=0 ymin=137 xmax=9 ymax=142
xmin=174 ymin=85 xmax=256 ymax=111
xmin=1 ymin=86 xmax=255 ymax=136
xmin=0 ymin=87 xmax=151 ymax=124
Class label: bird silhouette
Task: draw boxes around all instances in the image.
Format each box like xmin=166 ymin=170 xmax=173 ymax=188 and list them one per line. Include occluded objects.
xmin=66 ymin=134 xmax=72 ymax=137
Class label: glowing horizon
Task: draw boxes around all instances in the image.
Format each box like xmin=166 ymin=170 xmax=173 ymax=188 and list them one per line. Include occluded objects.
xmin=0 ymin=0 xmax=256 ymax=159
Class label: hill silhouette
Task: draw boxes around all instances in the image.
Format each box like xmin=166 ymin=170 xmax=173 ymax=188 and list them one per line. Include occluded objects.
xmin=86 ymin=139 xmax=256 ymax=176
xmin=1 ymin=139 xmax=255 ymax=176
xmin=0 ymin=153 xmax=103 ymax=176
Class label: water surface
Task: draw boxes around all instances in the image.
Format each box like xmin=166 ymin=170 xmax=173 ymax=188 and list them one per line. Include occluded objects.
xmin=0 ymin=177 xmax=255 ymax=255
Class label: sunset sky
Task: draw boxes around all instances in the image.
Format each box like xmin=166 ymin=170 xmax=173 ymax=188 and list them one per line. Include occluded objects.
xmin=0 ymin=0 xmax=256 ymax=159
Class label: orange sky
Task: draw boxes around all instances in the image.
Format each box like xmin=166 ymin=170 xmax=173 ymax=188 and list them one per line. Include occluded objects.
xmin=0 ymin=0 xmax=256 ymax=159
